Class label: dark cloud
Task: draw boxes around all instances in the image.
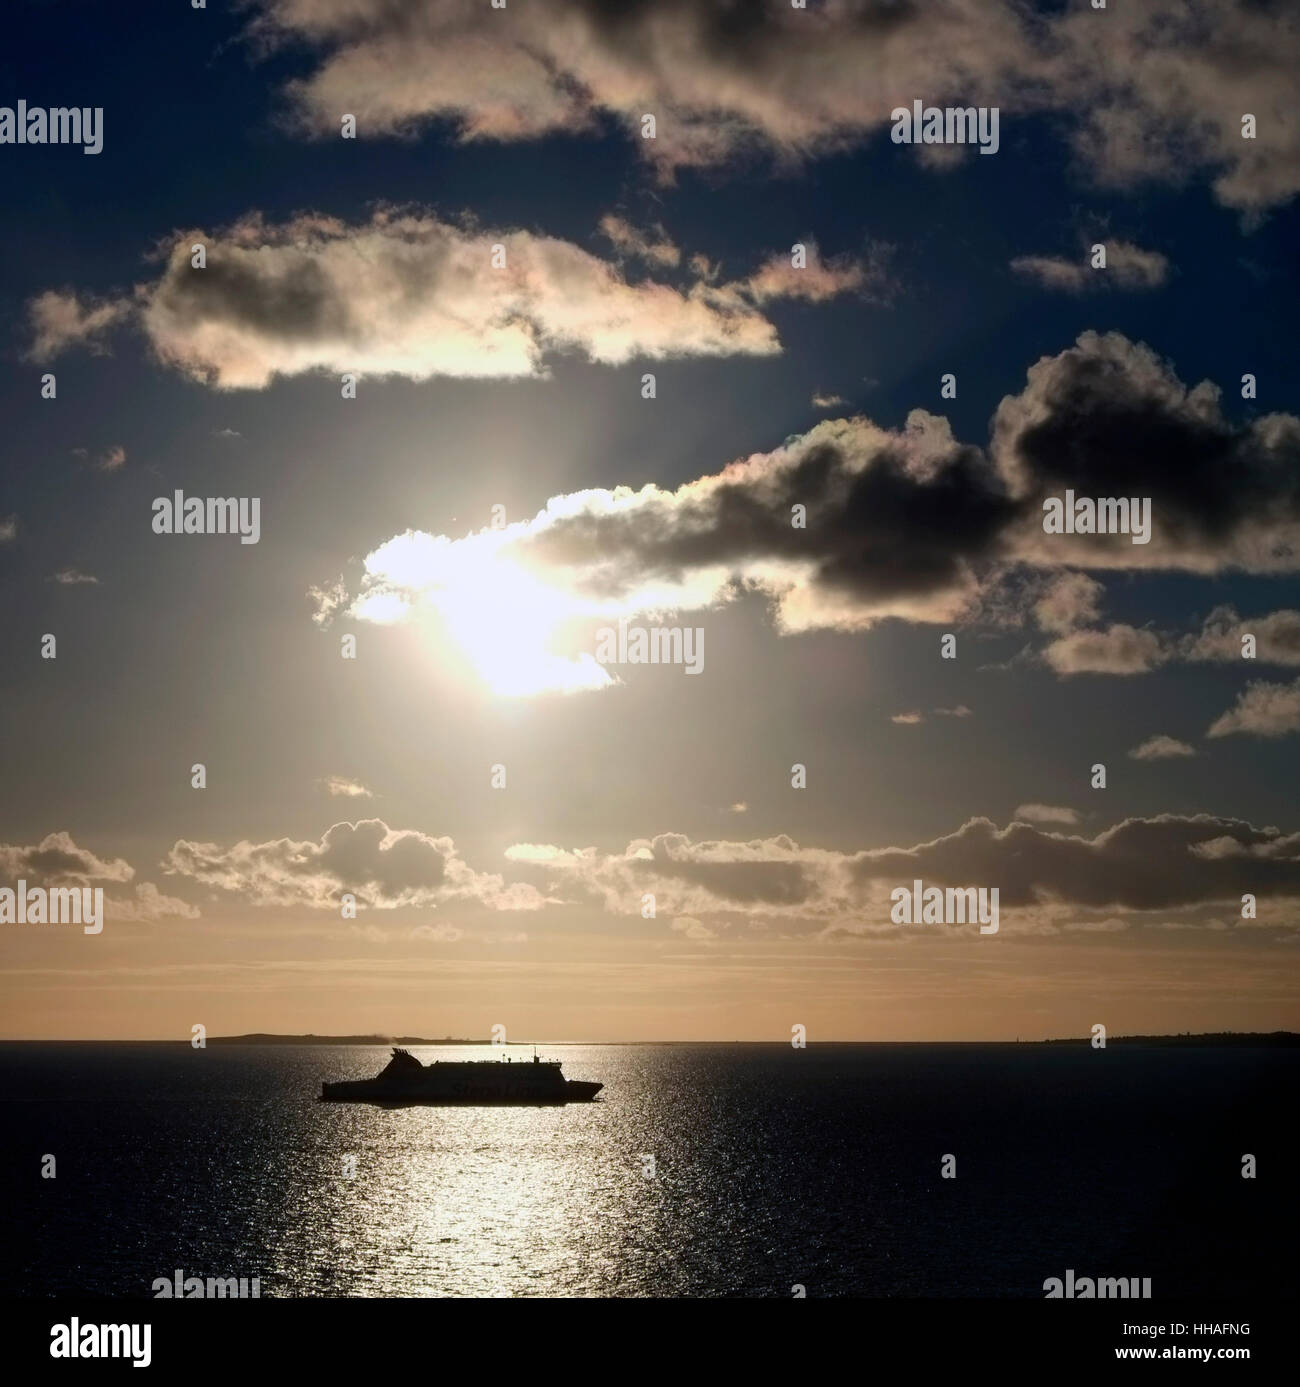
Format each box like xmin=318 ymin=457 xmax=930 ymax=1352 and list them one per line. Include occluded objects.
xmin=625 ymin=834 xmax=813 ymax=907
xmin=505 ymin=833 xmax=833 ymax=918
xmin=849 ymin=814 xmax=1300 ymax=911
xmin=522 ymin=415 xmax=1019 ymax=625
xmin=0 ymin=831 xmax=134 ymax=885
xmin=994 ymin=332 xmax=1300 ymax=570
xmin=510 ymin=813 xmax=1300 ymax=928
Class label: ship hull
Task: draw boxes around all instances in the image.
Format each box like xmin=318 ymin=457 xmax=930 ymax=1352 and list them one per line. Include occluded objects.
xmin=563 ymin=1080 xmax=603 ymax=1102
xmin=319 ymin=1078 xmax=603 ymax=1105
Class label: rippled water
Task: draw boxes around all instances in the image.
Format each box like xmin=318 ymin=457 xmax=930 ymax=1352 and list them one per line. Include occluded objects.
xmin=2 ymin=1042 xmax=1294 ymax=1297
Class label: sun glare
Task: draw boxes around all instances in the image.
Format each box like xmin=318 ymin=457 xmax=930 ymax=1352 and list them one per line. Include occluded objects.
xmin=358 ymin=529 xmax=613 ymax=697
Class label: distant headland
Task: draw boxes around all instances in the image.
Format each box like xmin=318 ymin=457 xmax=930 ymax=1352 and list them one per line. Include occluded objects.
xmin=207 ymin=1033 xmax=483 ymax=1046
xmin=1039 ymin=1031 xmax=1300 ymax=1047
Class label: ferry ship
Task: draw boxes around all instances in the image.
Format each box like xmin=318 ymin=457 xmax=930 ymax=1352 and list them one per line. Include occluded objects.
xmin=319 ymin=1047 xmax=602 ymax=1104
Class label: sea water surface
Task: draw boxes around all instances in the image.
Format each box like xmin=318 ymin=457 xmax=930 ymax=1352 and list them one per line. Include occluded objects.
xmin=2 ymin=1042 xmax=1293 ymax=1297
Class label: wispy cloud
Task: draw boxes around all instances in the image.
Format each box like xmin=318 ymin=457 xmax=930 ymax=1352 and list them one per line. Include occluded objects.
xmin=316 ymin=775 xmax=374 ymax=799
xmin=1208 ymin=677 xmax=1300 ymax=739
xmin=1042 ymin=625 xmax=1167 ymax=676
xmin=597 ymin=214 xmax=680 ymax=268
xmin=1011 ymin=240 xmax=1170 ymax=292
xmin=1013 ymin=804 xmax=1080 ymax=825
xmin=1130 ymin=735 xmax=1196 ymax=760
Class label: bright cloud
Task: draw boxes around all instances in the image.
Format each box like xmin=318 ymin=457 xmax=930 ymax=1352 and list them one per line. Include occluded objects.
xmin=28 ymin=210 xmax=869 ymax=389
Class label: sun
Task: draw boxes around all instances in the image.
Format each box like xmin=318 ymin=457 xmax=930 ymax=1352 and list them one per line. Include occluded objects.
xmin=353 ymin=528 xmax=613 ymax=697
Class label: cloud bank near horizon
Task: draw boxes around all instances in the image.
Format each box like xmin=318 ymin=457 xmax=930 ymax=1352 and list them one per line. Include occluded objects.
xmin=127 ymin=812 xmax=1300 ymax=936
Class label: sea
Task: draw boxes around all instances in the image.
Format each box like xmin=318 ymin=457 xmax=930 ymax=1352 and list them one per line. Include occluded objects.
xmin=2 ymin=1041 xmax=1294 ymax=1298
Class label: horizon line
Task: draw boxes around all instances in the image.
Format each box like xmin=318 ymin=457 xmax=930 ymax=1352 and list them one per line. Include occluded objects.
xmin=2 ymin=1030 xmax=1297 ymax=1046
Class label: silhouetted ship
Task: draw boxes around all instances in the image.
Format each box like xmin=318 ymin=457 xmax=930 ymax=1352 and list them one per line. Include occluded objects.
xmin=320 ymin=1047 xmax=603 ymax=1104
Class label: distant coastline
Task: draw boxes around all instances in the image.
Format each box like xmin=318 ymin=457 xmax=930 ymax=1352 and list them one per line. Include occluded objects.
xmin=209 ymin=1033 xmax=482 ymax=1046
xmin=3 ymin=1031 xmax=1297 ymax=1046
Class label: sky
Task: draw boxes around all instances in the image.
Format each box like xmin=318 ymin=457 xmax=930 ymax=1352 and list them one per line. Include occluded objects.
xmin=2 ymin=0 xmax=1299 ymax=1041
